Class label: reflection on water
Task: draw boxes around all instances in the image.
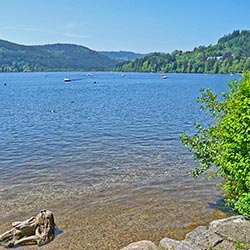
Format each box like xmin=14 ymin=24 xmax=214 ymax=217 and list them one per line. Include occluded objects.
xmin=0 ymin=72 xmax=240 ymax=249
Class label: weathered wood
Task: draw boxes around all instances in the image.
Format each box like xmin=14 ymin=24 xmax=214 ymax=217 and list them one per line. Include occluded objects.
xmin=0 ymin=210 xmax=56 ymax=247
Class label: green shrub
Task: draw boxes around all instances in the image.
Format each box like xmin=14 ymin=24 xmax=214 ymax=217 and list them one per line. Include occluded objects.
xmin=181 ymin=72 xmax=250 ymax=215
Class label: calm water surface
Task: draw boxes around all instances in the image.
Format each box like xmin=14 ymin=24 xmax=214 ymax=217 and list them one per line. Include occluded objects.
xmin=0 ymin=72 xmax=241 ymax=248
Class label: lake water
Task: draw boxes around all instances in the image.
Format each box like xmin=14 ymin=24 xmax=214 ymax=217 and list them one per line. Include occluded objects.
xmin=0 ymin=72 xmax=241 ymax=249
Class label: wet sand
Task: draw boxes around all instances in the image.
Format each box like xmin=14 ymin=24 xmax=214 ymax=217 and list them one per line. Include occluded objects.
xmin=0 ymin=181 xmax=227 ymax=250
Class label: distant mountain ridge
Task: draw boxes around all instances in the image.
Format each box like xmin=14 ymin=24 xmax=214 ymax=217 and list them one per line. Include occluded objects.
xmin=0 ymin=40 xmax=117 ymax=72
xmin=1 ymin=30 xmax=250 ymax=73
xmin=99 ymin=51 xmax=146 ymax=62
xmin=115 ymin=30 xmax=250 ymax=73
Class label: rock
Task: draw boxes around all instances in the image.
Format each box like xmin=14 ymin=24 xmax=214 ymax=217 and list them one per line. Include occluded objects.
xmin=122 ymin=216 xmax=250 ymax=250
xmin=120 ymin=240 xmax=160 ymax=250
xmin=209 ymin=215 xmax=250 ymax=243
xmin=181 ymin=215 xmax=250 ymax=249
xmin=186 ymin=226 xmax=210 ymax=248
xmin=159 ymin=237 xmax=200 ymax=250
xmin=185 ymin=225 xmax=223 ymax=249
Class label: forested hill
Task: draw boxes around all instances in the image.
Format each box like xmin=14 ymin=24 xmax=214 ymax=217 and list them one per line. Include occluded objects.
xmin=99 ymin=51 xmax=146 ymax=62
xmin=1 ymin=30 xmax=250 ymax=73
xmin=115 ymin=30 xmax=250 ymax=73
xmin=0 ymin=40 xmax=117 ymax=72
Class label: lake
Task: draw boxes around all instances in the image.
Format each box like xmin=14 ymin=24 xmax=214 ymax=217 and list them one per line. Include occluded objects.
xmin=0 ymin=72 xmax=241 ymax=249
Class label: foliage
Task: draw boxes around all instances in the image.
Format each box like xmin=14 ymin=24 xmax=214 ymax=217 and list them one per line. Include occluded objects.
xmin=181 ymin=72 xmax=250 ymax=215
xmin=0 ymin=40 xmax=116 ymax=72
xmin=233 ymin=242 xmax=250 ymax=250
xmin=115 ymin=30 xmax=250 ymax=74
xmin=1 ymin=30 xmax=250 ymax=73
xmin=99 ymin=51 xmax=146 ymax=62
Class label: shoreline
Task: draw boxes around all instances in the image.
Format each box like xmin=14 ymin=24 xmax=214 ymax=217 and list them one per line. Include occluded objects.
xmin=0 ymin=184 xmax=227 ymax=250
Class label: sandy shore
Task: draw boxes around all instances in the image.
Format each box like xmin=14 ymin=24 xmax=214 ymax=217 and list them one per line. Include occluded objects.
xmin=0 ymin=184 xmax=227 ymax=250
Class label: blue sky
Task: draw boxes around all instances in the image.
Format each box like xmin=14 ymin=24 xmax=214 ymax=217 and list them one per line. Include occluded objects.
xmin=0 ymin=0 xmax=249 ymax=53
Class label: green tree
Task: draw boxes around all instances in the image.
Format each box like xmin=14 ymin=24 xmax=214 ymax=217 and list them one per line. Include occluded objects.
xmin=181 ymin=72 xmax=250 ymax=215
xmin=115 ymin=30 xmax=250 ymax=74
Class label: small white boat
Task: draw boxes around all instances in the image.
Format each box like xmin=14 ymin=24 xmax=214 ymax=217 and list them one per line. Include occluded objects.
xmin=64 ymin=78 xmax=72 ymax=82
xmin=161 ymin=74 xmax=167 ymax=79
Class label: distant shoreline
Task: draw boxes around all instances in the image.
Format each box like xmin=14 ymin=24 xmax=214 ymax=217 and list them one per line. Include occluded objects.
xmin=0 ymin=30 xmax=249 ymax=74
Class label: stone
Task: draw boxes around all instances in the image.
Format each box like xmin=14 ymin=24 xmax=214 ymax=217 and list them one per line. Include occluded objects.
xmin=159 ymin=237 xmax=200 ymax=250
xmin=120 ymin=216 xmax=250 ymax=250
xmin=185 ymin=226 xmax=208 ymax=246
xmin=209 ymin=215 xmax=250 ymax=243
xmin=185 ymin=215 xmax=250 ymax=249
xmin=159 ymin=216 xmax=250 ymax=250
xmin=120 ymin=240 xmax=160 ymax=250
xmin=185 ymin=225 xmax=224 ymax=248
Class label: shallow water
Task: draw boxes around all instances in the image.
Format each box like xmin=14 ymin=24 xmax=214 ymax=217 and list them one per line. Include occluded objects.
xmin=0 ymin=72 xmax=240 ymax=249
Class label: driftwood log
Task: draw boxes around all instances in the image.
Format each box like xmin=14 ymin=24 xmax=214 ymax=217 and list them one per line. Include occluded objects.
xmin=0 ymin=209 xmax=56 ymax=247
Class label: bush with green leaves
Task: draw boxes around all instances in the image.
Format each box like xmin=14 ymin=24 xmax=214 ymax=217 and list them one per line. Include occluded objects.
xmin=181 ymin=72 xmax=250 ymax=215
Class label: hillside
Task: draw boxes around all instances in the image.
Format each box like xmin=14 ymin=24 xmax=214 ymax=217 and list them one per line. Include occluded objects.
xmin=99 ymin=51 xmax=146 ymax=62
xmin=0 ymin=40 xmax=117 ymax=72
xmin=115 ymin=30 xmax=250 ymax=73
xmin=1 ymin=30 xmax=250 ymax=73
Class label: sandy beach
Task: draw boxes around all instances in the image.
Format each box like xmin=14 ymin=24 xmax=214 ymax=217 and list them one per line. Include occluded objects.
xmin=0 ymin=182 xmax=227 ymax=250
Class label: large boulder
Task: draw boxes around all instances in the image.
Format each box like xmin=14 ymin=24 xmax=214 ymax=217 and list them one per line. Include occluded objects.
xmin=186 ymin=215 xmax=250 ymax=249
xmin=159 ymin=237 xmax=200 ymax=250
xmin=121 ymin=216 xmax=250 ymax=250
xmin=209 ymin=215 xmax=250 ymax=243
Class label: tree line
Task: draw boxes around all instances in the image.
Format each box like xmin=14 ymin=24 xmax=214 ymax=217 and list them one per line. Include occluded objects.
xmin=1 ymin=30 xmax=250 ymax=73
xmin=115 ymin=30 xmax=250 ymax=74
xmin=0 ymin=41 xmax=116 ymax=72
